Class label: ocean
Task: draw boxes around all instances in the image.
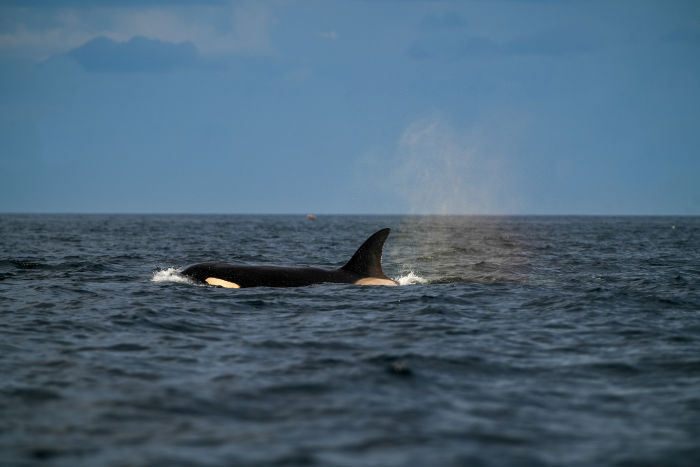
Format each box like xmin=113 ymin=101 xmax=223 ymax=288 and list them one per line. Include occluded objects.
xmin=1 ymin=214 xmax=699 ymax=466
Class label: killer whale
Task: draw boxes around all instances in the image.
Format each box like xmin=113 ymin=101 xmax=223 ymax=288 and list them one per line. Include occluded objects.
xmin=182 ymin=228 xmax=397 ymax=288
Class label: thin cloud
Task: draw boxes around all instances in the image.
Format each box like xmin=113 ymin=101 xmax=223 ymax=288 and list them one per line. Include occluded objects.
xmin=409 ymin=28 xmax=601 ymax=61
xmin=419 ymin=11 xmax=467 ymax=30
xmin=503 ymin=28 xmax=600 ymax=56
xmin=0 ymin=2 xmax=275 ymax=61
xmin=67 ymin=36 xmax=201 ymax=72
xmin=0 ymin=1 xmax=225 ymax=7
xmin=409 ymin=35 xmax=499 ymax=61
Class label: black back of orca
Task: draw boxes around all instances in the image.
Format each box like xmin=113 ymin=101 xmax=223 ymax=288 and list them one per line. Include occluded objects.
xmin=182 ymin=228 xmax=395 ymax=288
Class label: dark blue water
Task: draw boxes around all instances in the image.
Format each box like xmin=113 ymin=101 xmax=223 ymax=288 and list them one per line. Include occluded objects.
xmin=1 ymin=215 xmax=699 ymax=466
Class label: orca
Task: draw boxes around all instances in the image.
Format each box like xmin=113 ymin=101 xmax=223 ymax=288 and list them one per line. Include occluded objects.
xmin=182 ymin=228 xmax=397 ymax=288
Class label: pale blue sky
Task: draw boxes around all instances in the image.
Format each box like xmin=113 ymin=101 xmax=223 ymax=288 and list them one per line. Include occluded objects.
xmin=1 ymin=0 xmax=699 ymax=214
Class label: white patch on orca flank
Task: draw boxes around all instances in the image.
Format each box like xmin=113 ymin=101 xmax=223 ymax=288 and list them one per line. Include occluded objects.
xmin=354 ymin=277 xmax=398 ymax=286
xmin=205 ymin=277 xmax=241 ymax=288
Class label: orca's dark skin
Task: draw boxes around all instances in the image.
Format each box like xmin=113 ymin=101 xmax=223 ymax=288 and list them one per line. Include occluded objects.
xmin=182 ymin=228 xmax=397 ymax=288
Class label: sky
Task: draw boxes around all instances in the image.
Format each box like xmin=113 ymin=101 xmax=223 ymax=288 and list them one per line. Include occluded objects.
xmin=1 ymin=0 xmax=699 ymax=215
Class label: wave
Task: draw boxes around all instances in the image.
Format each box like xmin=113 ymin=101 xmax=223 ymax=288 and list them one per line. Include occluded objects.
xmin=395 ymin=271 xmax=428 ymax=286
xmin=151 ymin=267 xmax=197 ymax=285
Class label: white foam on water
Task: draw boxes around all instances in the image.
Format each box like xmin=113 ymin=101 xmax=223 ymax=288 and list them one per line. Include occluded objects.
xmin=151 ymin=267 xmax=195 ymax=285
xmin=395 ymin=271 xmax=428 ymax=286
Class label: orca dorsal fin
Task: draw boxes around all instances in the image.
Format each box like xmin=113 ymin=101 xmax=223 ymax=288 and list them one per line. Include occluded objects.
xmin=341 ymin=228 xmax=391 ymax=279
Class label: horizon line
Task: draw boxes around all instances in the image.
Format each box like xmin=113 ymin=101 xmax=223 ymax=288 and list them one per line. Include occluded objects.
xmin=1 ymin=212 xmax=698 ymax=217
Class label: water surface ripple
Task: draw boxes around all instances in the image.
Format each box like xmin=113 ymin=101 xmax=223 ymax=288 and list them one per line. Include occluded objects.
xmin=1 ymin=215 xmax=699 ymax=466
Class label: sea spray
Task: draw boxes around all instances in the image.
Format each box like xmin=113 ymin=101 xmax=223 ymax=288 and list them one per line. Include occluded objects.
xmin=396 ymin=271 xmax=428 ymax=286
xmin=151 ymin=267 xmax=195 ymax=285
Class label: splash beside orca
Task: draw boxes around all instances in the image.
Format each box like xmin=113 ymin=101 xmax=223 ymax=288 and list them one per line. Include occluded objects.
xmin=182 ymin=228 xmax=397 ymax=288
